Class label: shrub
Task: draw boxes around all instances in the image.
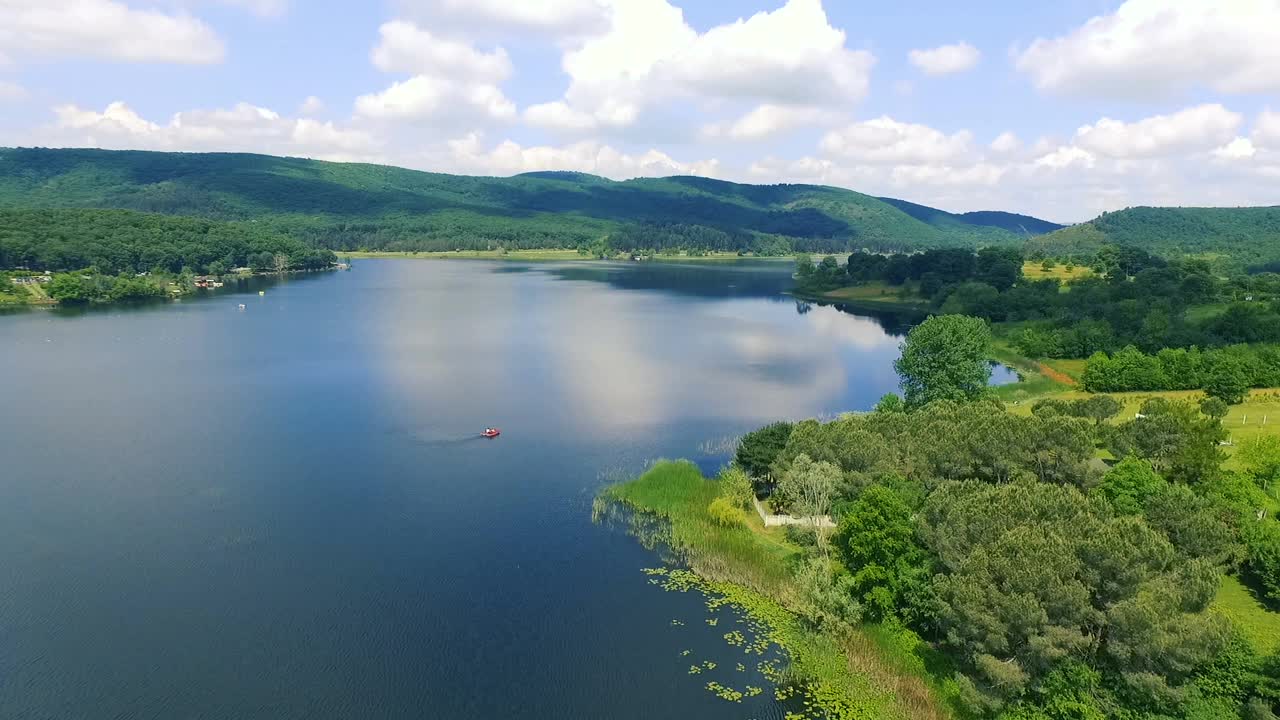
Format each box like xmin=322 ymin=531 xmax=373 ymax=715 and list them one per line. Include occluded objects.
xmin=718 ymin=465 xmax=755 ymax=510
xmin=1243 ymin=520 xmax=1280 ymax=607
xmin=706 ymin=496 xmax=745 ymax=528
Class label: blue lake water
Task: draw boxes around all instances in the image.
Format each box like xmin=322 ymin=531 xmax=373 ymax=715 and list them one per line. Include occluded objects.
xmin=0 ymin=259 xmax=1013 ymax=719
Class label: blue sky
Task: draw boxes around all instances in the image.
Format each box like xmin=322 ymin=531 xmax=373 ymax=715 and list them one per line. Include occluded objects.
xmin=1 ymin=0 xmax=1278 ymax=222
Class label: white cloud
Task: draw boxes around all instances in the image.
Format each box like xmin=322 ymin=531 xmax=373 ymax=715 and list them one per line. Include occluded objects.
xmin=1071 ymin=104 xmax=1241 ymax=159
xmin=43 ymin=101 xmax=380 ymax=162
xmin=890 ymin=162 xmax=1005 ymax=188
xmin=739 ymin=103 xmax=1280 ymax=223
xmin=1033 ymin=146 xmax=1095 ymax=170
xmin=0 ymin=0 xmax=225 ymax=65
xmin=358 ymin=20 xmax=516 ymax=127
xmin=354 ymin=75 xmax=515 ymax=124
xmin=446 ymin=132 xmax=720 ymax=179
xmin=524 ymin=101 xmax=601 ymax=132
xmin=1016 ymin=0 xmax=1280 ymax=99
xmin=371 ymin=21 xmax=511 ymax=82
xmin=820 ymin=116 xmax=974 ymax=165
xmin=662 ymin=0 xmax=873 ymax=105
xmin=299 ymin=96 xmax=324 ymax=115
xmin=989 ymin=131 xmax=1022 ymax=154
xmin=702 ymin=104 xmax=836 ymax=141
xmin=1254 ymin=110 xmax=1280 ymax=149
xmin=392 ymin=0 xmax=611 ymax=37
xmin=1213 ymin=137 xmax=1256 ymax=161
xmin=0 ymin=80 xmax=27 ymax=101
xmin=209 ymin=0 xmax=288 ymax=17
xmin=536 ymin=0 xmax=873 ymax=134
xmin=908 ymin=42 xmax=980 ymax=76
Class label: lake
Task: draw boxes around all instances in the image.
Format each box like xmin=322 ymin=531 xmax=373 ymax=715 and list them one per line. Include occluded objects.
xmin=0 ymin=259 xmax=1013 ymax=719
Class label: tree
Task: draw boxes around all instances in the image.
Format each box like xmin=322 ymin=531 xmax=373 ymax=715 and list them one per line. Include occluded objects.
xmin=1200 ymin=397 xmax=1230 ymax=420
xmin=1092 ymin=456 xmax=1166 ymax=515
xmin=717 ymin=465 xmax=754 ymax=510
xmin=735 ymin=421 xmax=793 ymax=489
xmin=975 ymin=246 xmax=1023 ymax=291
xmin=1143 ymin=484 xmax=1240 ymax=564
xmin=874 ymin=393 xmax=905 ymax=413
xmin=1110 ymin=398 xmax=1226 ymax=484
xmin=45 ymin=274 xmax=90 ymax=303
xmin=894 ymin=315 xmax=993 ymax=408
xmin=794 ymin=254 xmax=814 ymax=279
xmin=1080 ymin=395 xmax=1123 ymax=426
xmin=1243 ymin=521 xmax=1280 ymax=607
xmin=1207 ymin=359 xmax=1250 ymax=405
xmin=1239 ymin=437 xmax=1280 ymax=494
xmin=923 ymin=480 xmax=1229 ymax=703
xmin=248 ymin=251 xmax=275 ymax=272
xmin=777 ymin=454 xmax=839 ymax=554
xmin=833 ymin=485 xmax=930 ymax=621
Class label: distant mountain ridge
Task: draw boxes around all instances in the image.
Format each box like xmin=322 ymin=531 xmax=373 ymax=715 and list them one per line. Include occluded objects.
xmin=0 ymin=147 xmax=1058 ymax=254
xmin=875 ymin=196 xmax=1065 ymax=237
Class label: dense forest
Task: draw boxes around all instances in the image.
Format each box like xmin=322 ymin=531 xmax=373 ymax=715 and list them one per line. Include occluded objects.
xmin=0 ymin=208 xmax=337 ymax=305
xmin=711 ymin=316 xmax=1280 ymax=720
xmin=0 ymin=148 xmax=1050 ymax=255
xmin=1027 ymin=206 xmax=1280 ymax=268
xmin=0 ymin=208 xmax=335 ymax=274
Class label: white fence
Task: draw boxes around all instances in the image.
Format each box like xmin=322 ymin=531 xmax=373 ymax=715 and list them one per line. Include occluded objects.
xmin=753 ymin=497 xmax=835 ymax=528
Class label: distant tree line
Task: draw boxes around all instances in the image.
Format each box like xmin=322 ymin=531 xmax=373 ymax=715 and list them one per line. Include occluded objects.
xmin=1081 ymin=345 xmax=1280 ymax=399
xmin=797 ymin=245 xmax=1280 ymax=361
xmin=0 ymin=209 xmax=335 ymax=275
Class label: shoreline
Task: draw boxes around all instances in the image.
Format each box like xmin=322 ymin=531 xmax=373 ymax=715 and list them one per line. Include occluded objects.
xmin=1 ymin=266 xmax=339 ymax=309
xmin=595 ymin=461 xmax=952 ymax=720
xmin=339 ymin=250 xmax=794 ymax=263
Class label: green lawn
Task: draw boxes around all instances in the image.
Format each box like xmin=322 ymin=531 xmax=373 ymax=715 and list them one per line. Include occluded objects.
xmin=817 ymin=283 xmax=931 ymax=312
xmin=1213 ymin=575 xmax=1280 ymax=654
xmin=1022 ymin=261 xmax=1093 ymax=282
xmin=0 ymin=282 xmax=54 ymax=306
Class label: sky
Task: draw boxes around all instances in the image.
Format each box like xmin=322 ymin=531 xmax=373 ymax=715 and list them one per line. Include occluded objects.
xmin=1 ymin=0 xmax=1278 ymax=223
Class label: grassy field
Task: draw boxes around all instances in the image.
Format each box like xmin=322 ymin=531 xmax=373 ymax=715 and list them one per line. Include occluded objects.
xmin=1021 ymin=260 xmax=1093 ymax=282
xmin=0 ymin=282 xmax=54 ymax=306
xmin=1213 ymin=575 xmax=1280 ymax=654
xmin=598 ymin=461 xmax=951 ymax=720
xmin=814 ymin=283 xmax=932 ymax=312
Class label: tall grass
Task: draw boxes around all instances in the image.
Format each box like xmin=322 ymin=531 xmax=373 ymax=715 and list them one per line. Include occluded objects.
xmin=599 ymin=459 xmax=796 ymax=596
xmin=597 ymin=460 xmax=953 ymax=720
xmin=1213 ymin=575 xmax=1280 ymax=654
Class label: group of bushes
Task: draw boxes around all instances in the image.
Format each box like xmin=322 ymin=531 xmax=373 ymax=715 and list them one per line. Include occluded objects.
xmin=721 ymin=394 xmax=1280 ymax=719
xmin=1080 ymin=345 xmax=1280 ymax=400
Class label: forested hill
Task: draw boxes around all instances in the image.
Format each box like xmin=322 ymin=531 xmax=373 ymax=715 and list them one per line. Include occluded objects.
xmin=1027 ymin=205 xmax=1280 ymax=267
xmin=0 ymin=147 xmax=1052 ymax=254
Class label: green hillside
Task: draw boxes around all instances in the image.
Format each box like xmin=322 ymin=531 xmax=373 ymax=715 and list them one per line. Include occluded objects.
xmin=1028 ymin=205 xmax=1280 ymax=266
xmin=0 ymin=147 xmax=1046 ymax=254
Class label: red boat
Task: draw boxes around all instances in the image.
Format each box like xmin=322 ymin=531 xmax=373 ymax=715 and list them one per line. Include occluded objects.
xmin=482 ymin=427 xmax=501 ymax=438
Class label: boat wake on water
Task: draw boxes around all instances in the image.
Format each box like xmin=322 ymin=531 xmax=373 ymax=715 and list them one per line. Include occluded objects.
xmin=406 ymin=429 xmax=487 ymax=447
xmin=404 ymin=426 xmax=501 ymax=446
